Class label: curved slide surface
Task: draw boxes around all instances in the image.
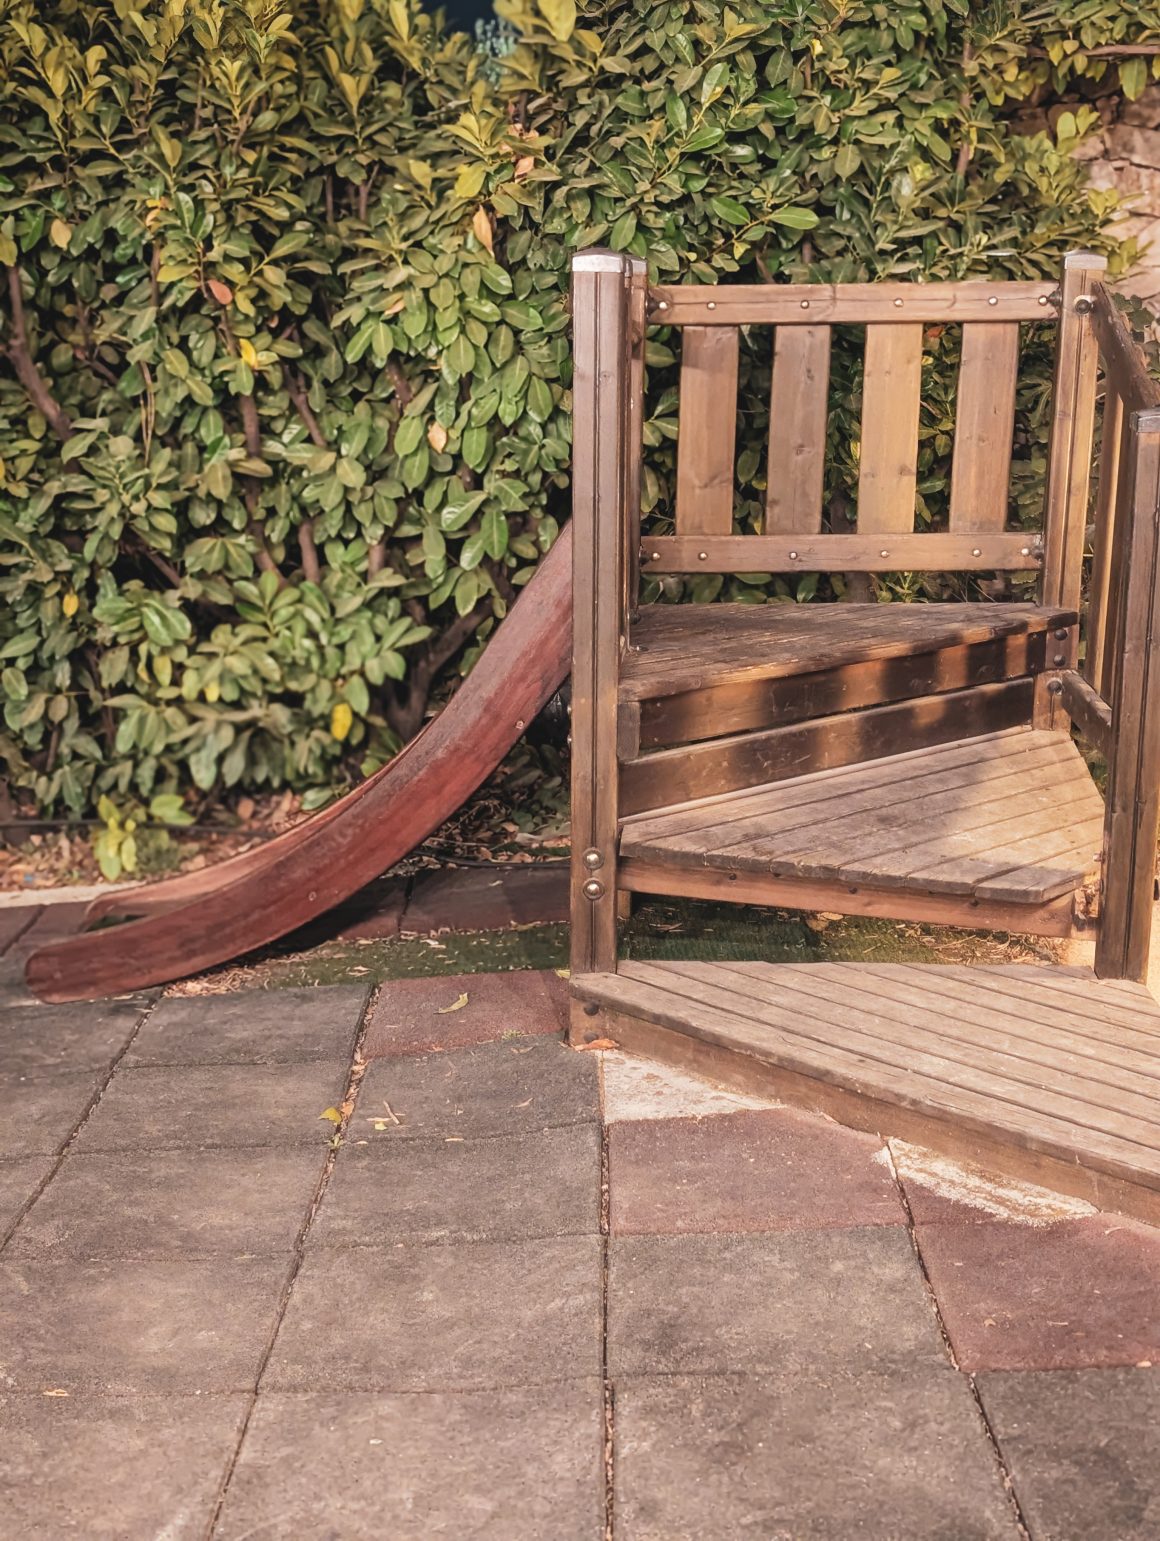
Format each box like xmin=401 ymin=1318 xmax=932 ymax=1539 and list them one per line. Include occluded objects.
xmin=26 ymin=530 xmax=573 ymax=1002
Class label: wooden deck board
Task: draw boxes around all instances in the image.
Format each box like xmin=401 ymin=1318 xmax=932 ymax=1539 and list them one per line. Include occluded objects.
xmin=621 ymin=728 xmax=1103 ymax=905
xmin=571 ymin=961 xmax=1160 ymax=1221
xmin=620 ymin=601 xmax=1076 ymax=702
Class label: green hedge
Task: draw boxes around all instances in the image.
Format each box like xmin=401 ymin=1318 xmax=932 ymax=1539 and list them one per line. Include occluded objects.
xmin=0 ymin=0 xmax=1150 ymax=825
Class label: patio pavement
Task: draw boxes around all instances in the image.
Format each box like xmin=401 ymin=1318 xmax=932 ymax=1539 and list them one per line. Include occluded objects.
xmin=2 ymin=962 xmax=1160 ymax=1538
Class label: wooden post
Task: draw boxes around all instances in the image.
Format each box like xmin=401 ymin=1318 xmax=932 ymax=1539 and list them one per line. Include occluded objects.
xmin=622 ymin=257 xmax=648 ymax=637
xmin=570 ymin=251 xmax=632 ymax=978
xmin=1095 ymin=409 xmax=1160 ymax=982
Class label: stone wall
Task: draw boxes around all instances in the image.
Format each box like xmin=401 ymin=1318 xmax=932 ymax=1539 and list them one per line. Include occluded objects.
xmin=1076 ymin=85 xmax=1160 ymax=306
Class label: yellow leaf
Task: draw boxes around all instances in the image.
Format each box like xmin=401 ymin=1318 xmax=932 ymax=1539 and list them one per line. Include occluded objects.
xmin=330 ymin=701 xmax=353 ymax=741
xmin=472 ymin=206 xmax=494 ymax=254
xmin=437 ymin=992 xmax=469 ymax=1014
xmin=62 ymin=592 xmax=79 ymax=618
xmin=537 ymin=0 xmax=576 ymax=41
xmin=319 ymin=1106 xmax=342 ymax=1125
xmin=0 ymin=232 xmax=17 ymax=266
xmin=454 ymin=162 xmax=487 ymax=200
xmin=427 ymin=421 xmax=448 ymax=453
xmin=49 ymin=218 xmax=72 ymax=250
xmin=238 ymin=337 xmax=258 ymax=368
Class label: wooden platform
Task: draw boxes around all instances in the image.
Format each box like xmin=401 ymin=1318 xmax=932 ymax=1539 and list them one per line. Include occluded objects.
xmin=621 ymin=601 xmax=1076 ymax=702
xmin=621 ymin=727 xmax=1105 ymax=905
xmin=571 ymin=961 xmax=1160 ymax=1224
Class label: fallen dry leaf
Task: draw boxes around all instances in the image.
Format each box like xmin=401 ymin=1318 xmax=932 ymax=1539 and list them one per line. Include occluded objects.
xmin=436 ymin=992 xmax=469 ymax=1014
xmin=472 ymin=205 xmax=494 ymax=253
xmin=318 ymin=1106 xmax=342 ymax=1125
xmin=574 ymin=1037 xmax=618 ymax=1052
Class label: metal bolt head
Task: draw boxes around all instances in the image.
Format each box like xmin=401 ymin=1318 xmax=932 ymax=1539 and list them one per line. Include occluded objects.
xmin=582 ymin=879 xmax=605 ymax=900
xmin=1074 ymin=296 xmax=1095 ymax=314
xmin=988 ymin=296 xmax=998 ymax=306
xmin=1052 ymin=652 xmax=1066 ymax=666
xmin=893 ymin=297 xmax=903 ymax=307
xmin=657 ymin=300 xmax=668 ymax=310
xmin=788 ymin=550 xmax=798 ymax=560
xmin=1047 ymin=679 xmax=1063 ymax=696
xmin=707 ymin=301 xmax=716 ymax=311
xmin=971 ymin=548 xmax=981 ymax=558
xmin=1020 ymin=546 xmax=1030 ymax=557
xmin=583 ymin=849 xmax=604 ymax=870
xmin=800 ymin=300 xmax=810 ymax=310
xmin=698 ymin=551 xmax=707 ymax=560
xmin=1055 ymin=628 xmax=1069 ymax=641
xmin=1038 ymin=295 xmax=1048 ymax=306
xmin=879 ymin=550 xmax=889 ymax=559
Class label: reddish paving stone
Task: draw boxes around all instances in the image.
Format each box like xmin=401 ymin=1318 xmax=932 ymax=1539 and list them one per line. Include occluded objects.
xmin=9 ymin=1146 xmax=326 ymax=1259
xmin=0 ymin=906 xmax=41 ymax=956
xmin=608 ymin=1229 xmax=944 ymax=1379
xmin=311 ymin=1124 xmax=600 ymax=1247
xmin=265 ymin=1235 xmax=602 ymax=1392
xmin=615 ymin=1370 xmax=1018 ymax=1541
xmin=0 ymin=1255 xmax=291 ymax=1392
xmin=401 ymin=864 xmax=568 ymax=937
xmin=125 ymin=984 xmax=369 ymax=1066
xmin=216 ymin=1385 xmax=605 ymax=1541
xmin=978 ymin=1367 xmax=1160 ymax=1540
xmin=918 ymin=1216 xmax=1160 ymax=1371
xmin=364 ymin=971 xmax=568 ymax=1058
xmin=354 ymin=1036 xmax=598 ymax=1140
xmin=4 ymin=901 xmax=89 ymax=959
xmin=608 ymin=1108 xmax=903 ymax=1236
xmin=0 ymin=1071 xmax=102 ymax=1158
xmin=0 ymin=1391 xmax=249 ymax=1540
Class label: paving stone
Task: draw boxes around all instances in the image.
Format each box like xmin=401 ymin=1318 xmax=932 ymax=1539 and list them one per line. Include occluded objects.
xmin=8 ymin=1146 xmax=325 ymax=1259
xmin=0 ymin=1071 xmax=101 ymax=1158
xmin=354 ymin=1034 xmax=598 ymax=1140
xmin=125 ymin=984 xmax=369 ymax=1066
xmin=74 ymin=1061 xmax=349 ymax=1152
xmin=401 ymin=863 xmax=569 ymax=937
xmin=312 ymin=1123 xmax=600 ymax=1248
xmin=363 ymin=969 xmax=568 ymax=1057
xmin=0 ymin=905 xmax=41 ymax=955
xmin=0 ymin=1391 xmax=248 ymax=1539
xmin=216 ymin=1384 xmax=604 ymax=1541
xmin=615 ymin=1369 xmax=1018 ymax=1541
xmin=918 ymin=1216 xmax=1160 ymax=1371
xmin=609 ymin=1108 xmax=903 ymax=1236
xmin=266 ymin=1234 xmax=602 ymax=1392
xmin=0 ymin=1155 xmax=54 ymax=1234
xmin=601 ymin=1050 xmax=782 ymax=1122
xmin=3 ymin=901 xmax=89 ymax=960
xmin=0 ymin=1255 xmax=290 ymax=1392
xmin=978 ymin=1368 xmax=1160 ymax=1541
xmin=608 ymin=1229 xmax=944 ymax=1378
xmin=1 ymin=996 xmax=149 ymax=1076
xmin=890 ymin=1139 xmax=1096 ymax=1228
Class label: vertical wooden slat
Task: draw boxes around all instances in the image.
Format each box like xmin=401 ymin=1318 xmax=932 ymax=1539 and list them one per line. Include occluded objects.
xmin=1101 ymin=417 xmax=1140 ymax=722
xmin=570 ymin=251 xmax=630 ymax=976
xmin=675 ymin=326 xmax=739 ymax=534
xmin=1041 ymin=252 xmax=1105 ymax=611
xmin=622 ymin=258 xmax=648 ymax=635
xmin=857 ymin=324 xmax=923 ymax=536
xmin=949 ymin=322 xmax=1020 ymax=531
xmin=765 ymin=325 xmax=831 ymax=534
xmin=1095 ymin=411 xmax=1160 ymax=983
xmin=1086 ymin=387 xmax=1124 ymax=695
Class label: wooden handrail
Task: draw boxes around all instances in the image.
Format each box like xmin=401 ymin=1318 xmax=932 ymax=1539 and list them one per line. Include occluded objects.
xmin=1091 ymin=285 xmax=1160 ymax=415
xmin=647 ymin=281 xmax=1058 ymax=327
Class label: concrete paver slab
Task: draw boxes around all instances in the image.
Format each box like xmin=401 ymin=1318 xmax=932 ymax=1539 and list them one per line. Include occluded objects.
xmin=978 ymin=1367 xmax=1160 ymax=1541
xmin=125 ymin=985 xmax=370 ymax=1066
xmin=608 ymin=1108 xmax=903 ymax=1236
xmin=0 ymin=1156 xmax=54 ymax=1234
xmin=615 ymin=1369 xmax=1018 ymax=1541
xmin=0 ymin=1255 xmax=291 ymax=1393
xmin=363 ymin=970 xmax=568 ymax=1057
xmin=0 ymin=997 xmax=149 ymax=1075
xmin=74 ymin=1062 xmax=349 ymax=1152
xmin=313 ymin=1123 xmax=600 ymax=1248
xmin=266 ymin=1234 xmax=603 ymax=1392
xmin=600 ymin=1050 xmax=782 ymax=1122
xmin=216 ymin=1384 xmax=604 ymax=1540
xmin=0 ymin=1071 xmax=102 ymax=1158
xmin=0 ymin=1391 xmax=248 ymax=1540
xmin=608 ymin=1229 xmax=944 ymax=1378
xmin=918 ymin=1216 xmax=1160 ymax=1370
xmin=8 ymin=1146 xmax=326 ymax=1259
xmin=354 ymin=1035 xmax=598 ymax=1140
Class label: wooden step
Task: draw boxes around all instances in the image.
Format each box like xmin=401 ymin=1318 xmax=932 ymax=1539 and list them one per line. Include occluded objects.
xmin=571 ymin=961 xmax=1160 ymax=1224
xmin=620 ymin=727 xmax=1104 ymax=906
xmin=620 ymin=601 xmax=1076 ymax=703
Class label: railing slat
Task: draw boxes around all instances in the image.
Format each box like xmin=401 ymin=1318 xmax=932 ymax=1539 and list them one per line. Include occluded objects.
xmin=675 ymin=326 xmax=739 ymax=536
xmin=858 ymin=324 xmax=923 ymax=534
xmin=649 ymin=282 xmax=1058 ymax=326
xmin=949 ymin=322 xmax=1020 ymax=532
xmin=640 ymin=532 xmax=1043 ymax=573
xmin=765 ymin=326 xmax=830 ymax=535
xmin=1087 ymin=389 xmax=1124 ymax=696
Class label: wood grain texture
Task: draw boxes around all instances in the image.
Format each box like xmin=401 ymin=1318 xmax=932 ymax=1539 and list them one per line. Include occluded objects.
xmin=858 ymin=324 xmax=923 ymax=533
xmin=765 ymin=325 xmax=830 ymax=534
xmin=25 ymin=525 xmax=576 ymax=1002
xmin=570 ymin=960 xmax=1160 ymax=1223
xmin=640 ymin=532 xmax=1043 ymax=574
xmin=675 ymin=326 xmax=739 ymax=535
xmin=949 ymin=322 xmax=1019 ymax=531
xmin=648 ymin=282 xmax=1059 ymax=327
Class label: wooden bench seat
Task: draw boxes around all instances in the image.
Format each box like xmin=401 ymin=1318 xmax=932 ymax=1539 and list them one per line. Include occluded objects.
xmin=621 ymin=727 xmax=1105 ymax=905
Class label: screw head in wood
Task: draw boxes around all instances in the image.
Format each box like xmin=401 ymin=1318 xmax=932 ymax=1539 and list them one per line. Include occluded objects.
xmin=583 ymin=879 xmax=605 ymax=900
xmin=1053 ymin=652 xmax=1066 ymax=666
xmin=707 ymin=301 xmax=716 ymax=310
xmin=789 ymin=550 xmax=798 ymax=560
xmin=1074 ymin=296 xmax=1095 ymax=314
xmin=988 ymin=296 xmax=998 ymax=306
xmin=1047 ymin=679 xmax=1063 ymax=695
xmin=1020 ymin=547 xmax=1031 ymax=556
xmin=879 ymin=550 xmax=889 ymax=559
xmin=583 ymin=1002 xmax=599 ymax=1017
xmin=1038 ymin=295 xmax=1048 ymax=305
xmin=583 ymin=849 xmax=604 ymax=870
xmin=971 ymin=548 xmax=981 ymax=557
xmin=515 ymin=719 xmax=525 ymax=730
xmin=1054 ymin=628 xmax=1069 ymax=640
xmin=800 ymin=300 xmax=810 ymax=309
xmin=657 ymin=301 xmax=668 ymax=309
xmin=651 ymin=551 xmax=660 ymax=561
xmin=698 ymin=551 xmax=707 ymax=560
xmin=893 ymin=298 xmax=903 ymax=307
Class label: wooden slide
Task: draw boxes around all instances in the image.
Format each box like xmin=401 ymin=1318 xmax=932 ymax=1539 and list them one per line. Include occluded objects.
xmin=25 ymin=529 xmax=573 ymax=1003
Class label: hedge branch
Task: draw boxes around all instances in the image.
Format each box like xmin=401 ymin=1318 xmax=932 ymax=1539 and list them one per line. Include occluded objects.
xmin=386 ymin=598 xmax=490 ymax=740
xmin=237 ymin=392 xmax=283 ymax=582
xmin=283 ymin=368 xmax=327 ymax=585
xmin=3 ymin=266 xmax=73 ymax=441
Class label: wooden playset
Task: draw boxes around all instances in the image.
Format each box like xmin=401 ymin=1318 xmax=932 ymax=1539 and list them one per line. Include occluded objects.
xmin=567 ymin=249 xmax=1160 ymax=1222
